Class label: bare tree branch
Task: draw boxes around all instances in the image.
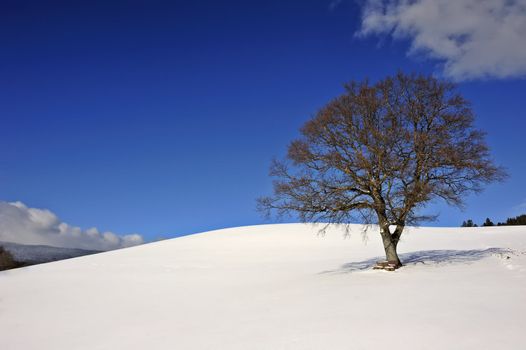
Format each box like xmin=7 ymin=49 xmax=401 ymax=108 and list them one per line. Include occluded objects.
xmin=258 ymin=72 xmax=507 ymax=268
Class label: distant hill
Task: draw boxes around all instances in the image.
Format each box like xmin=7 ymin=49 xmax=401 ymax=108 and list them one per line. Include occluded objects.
xmin=0 ymin=241 xmax=101 ymax=266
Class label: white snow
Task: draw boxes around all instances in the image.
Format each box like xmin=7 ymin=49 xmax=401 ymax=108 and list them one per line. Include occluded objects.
xmin=1 ymin=223 xmax=526 ymax=350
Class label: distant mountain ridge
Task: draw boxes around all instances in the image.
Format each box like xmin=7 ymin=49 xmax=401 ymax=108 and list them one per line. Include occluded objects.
xmin=0 ymin=241 xmax=101 ymax=266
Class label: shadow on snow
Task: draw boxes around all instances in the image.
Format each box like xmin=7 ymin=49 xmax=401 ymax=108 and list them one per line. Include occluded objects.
xmin=322 ymin=248 xmax=514 ymax=274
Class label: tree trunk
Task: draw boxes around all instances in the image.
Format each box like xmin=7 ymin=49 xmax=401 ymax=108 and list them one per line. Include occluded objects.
xmin=383 ymin=237 xmax=401 ymax=267
xmin=380 ymin=226 xmax=402 ymax=267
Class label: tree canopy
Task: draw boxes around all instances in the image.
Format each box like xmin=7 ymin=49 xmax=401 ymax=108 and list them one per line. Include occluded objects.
xmin=259 ymin=72 xmax=506 ymax=267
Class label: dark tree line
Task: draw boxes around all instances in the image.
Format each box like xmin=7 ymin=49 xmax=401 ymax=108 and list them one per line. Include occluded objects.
xmin=0 ymin=246 xmax=22 ymax=271
xmin=462 ymin=214 xmax=526 ymax=227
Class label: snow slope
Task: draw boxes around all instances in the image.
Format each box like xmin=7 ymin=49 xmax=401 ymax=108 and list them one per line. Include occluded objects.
xmin=1 ymin=224 xmax=525 ymax=350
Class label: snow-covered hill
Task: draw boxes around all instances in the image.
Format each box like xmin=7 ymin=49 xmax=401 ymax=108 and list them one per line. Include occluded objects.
xmin=1 ymin=224 xmax=525 ymax=350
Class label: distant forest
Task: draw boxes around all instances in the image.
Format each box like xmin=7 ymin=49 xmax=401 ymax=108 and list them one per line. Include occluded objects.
xmin=462 ymin=214 xmax=526 ymax=227
xmin=0 ymin=246 xmax=23 ymax=271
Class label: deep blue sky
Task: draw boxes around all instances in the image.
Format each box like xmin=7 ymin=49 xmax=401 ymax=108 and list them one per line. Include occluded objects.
xmin=1 ymin=0 xmax=525 ymax=240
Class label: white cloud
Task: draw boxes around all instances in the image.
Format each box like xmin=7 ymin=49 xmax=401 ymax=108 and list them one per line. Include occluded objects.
xmin=358 ymin=0 xmax=526 ymax=80
xmin=0 ymin=201 xmax=144 ymax=251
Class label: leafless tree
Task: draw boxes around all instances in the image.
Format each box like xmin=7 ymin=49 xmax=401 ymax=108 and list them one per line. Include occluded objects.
xmin=258 ymin=72 xmax=506 ymax=267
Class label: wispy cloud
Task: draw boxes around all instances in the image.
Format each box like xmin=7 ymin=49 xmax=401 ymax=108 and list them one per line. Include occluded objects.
xmin=0 ymin=201 xmax=143 ymax=251
xmin=329 ymin=0 xmax=343 ymax=11
xmin=357 ymin=0 xmax=526 ymax=80
xmin=512 ymin=199 xmax=526 ymax=215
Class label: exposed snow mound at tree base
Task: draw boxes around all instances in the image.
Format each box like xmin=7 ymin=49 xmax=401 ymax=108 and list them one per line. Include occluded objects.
xmin=1 ymin=224 xmax=526 ymax=350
